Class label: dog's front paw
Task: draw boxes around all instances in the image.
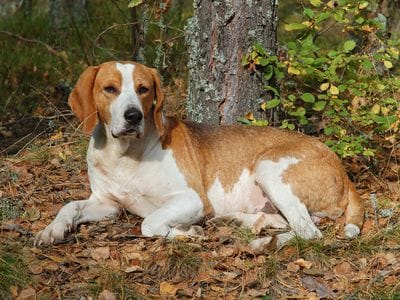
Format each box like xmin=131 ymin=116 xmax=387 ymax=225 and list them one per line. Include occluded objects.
xmin=34 ymin=220 xmax=73 ymax=246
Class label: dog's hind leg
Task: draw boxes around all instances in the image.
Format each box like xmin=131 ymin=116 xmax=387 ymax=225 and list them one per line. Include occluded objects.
xmin=34 ymin=195 xmax=120 ymax=246
xmin=255 ymin=157 xmax=322 ymax=241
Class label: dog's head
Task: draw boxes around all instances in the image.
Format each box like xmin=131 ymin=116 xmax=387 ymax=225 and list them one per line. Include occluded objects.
xmin=68 ymin=61 xmax=164 ymax=139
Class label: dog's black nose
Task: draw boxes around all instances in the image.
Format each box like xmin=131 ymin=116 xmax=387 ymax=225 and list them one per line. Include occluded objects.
xmin=124 ymin=108 xmax=143 ymax=125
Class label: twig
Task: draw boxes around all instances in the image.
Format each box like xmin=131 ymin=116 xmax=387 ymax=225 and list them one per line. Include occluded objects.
xmin=370 ymin=193 xmax=379 ymax=227
xmin=0 ymin=30 xmax=67 ymax=63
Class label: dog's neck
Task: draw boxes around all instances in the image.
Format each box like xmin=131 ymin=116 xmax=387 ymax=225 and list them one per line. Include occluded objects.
xmin=92 ymin=114 xmax=161 ymax=160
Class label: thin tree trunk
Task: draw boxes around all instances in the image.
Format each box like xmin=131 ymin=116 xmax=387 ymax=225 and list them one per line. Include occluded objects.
xmin=186 ymin=0 xmax=278 ymax=125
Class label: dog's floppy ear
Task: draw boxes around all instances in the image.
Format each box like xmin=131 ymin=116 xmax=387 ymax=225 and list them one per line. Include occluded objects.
xmin=68 ymin=66 xmax=99 ymax=134
xmin=150 ymin=68 xmax=165 ymax=139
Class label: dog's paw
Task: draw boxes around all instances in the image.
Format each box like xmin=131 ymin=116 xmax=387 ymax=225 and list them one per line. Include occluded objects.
xmin=34 ymin=220 xmax=73 ymax=246
xmin=169 ymin=224 xmax=205 ymax=238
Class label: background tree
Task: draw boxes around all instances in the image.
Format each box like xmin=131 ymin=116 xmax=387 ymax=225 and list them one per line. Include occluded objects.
xmin=186 ymin=0 xmax=278 ymax=125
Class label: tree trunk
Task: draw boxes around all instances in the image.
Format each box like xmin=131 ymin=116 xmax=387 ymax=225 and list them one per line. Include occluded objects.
xmin=186 ymin=0 xmax=278 ymax=125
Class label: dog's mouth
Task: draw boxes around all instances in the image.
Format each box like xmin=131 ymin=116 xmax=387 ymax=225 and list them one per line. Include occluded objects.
xmin=111 ymin=127 xmax=141 ymax=139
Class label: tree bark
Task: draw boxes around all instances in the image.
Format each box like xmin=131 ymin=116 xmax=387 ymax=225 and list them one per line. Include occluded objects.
xmin=186 ymin=0 xmax=278 ymax=125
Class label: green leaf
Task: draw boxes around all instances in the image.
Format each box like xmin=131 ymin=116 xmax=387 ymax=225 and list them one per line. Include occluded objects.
xmin=284 ymin=23 xmax=308 ymax=31
xmin=290 ymin=107 xmax=306 ymax=117
xmin=265 ymin=99 xmax=281 ymax=109
xmin=259 ymin=57 xmax=269 ymax=67
xmin=254 ymin=42 xmax=266 ymax=55
xmin=313 ymin=101 xmax=326 ymax=111
xmin=263 ymin=65 xmax=273 ymax=80
xmin=315 ymin=12 xmax=331 ymax=24
xmin=128 ymin=0 xmax=144 ymax=7
xmin=324 ymin=127 xmax=335 ymax=135
xmin=343 ymin=40 xmax=356 ymax=53
xmin=361 ymin=60 xmax=373 ymax=70
xmin=237 ymin=117 xmax=251 ymax=125
xmin=301 ymin=93 xmax=315 ymax=103
xmin=264 ymin=85 xmax=280 ymax=96
xmin=274 ymin=67 xmax=285 ymax=80
xmin=303 ymin=8 xmax=314 ymax=19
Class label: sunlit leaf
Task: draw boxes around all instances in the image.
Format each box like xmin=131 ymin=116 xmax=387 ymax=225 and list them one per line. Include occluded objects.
xmin=265 ymin=99 xmax=281 ymax=109
xmin=358 ymin=1 xmax=369 ymax=9
xmin=320 ymin=83 xmax=330 ymax=91
xmin=300 ymin=93 xmax=315 ymax=103
xmin=383 ymin=60 xmax=393 ymax=69
xmin=329 ymin=85 xmax=339 ymax=95
xmin=284 ymin=23 xmax=308 ymax=31
xmin=288 ymin=66 xmax=301 ymax=75
xmin=371 ymin=104 xmax=380 ymax=114
xmin=128 ymin=0 xmax=144 ymax=7
xmin=313 ymin=101 xmax=326 ymax=111
xmin=309 ymin=0 xmax=322 ymax=7
xmin=343 ymin=40 xmax=356 ymax=53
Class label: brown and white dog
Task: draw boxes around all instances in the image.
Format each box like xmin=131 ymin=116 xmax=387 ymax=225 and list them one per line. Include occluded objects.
xmin=34 ymin=61 xmax=364 ymax=246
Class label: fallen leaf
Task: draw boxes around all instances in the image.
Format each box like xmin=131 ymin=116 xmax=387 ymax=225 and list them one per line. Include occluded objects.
xmin=28 ymin=262 xmax=43 ymax=275
xmin=160 ymin=281 xmax=183 ymax=296
xmin=301 ymin=276 xmax=335 ymax=299
xmin=91 ymin=246 xmax=110 ymax=260
xmin=287 ymin=262 xmax=300 ymax=273
xmin=334 ymin=261 xmax=353 ymax=277
xmin=16 ymin=287 xmax=36 ymax=300
xmin=294 ymin=258 xmax=313 ymax=269
xmin=98 ymin=289 xmax=116 ymax=300
xmin=218 ymin=247 xmax=236 ymax=258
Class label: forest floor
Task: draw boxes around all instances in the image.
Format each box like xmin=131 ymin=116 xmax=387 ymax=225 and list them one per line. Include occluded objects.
xmin=0 ymin=102 xmax=399 ymax=299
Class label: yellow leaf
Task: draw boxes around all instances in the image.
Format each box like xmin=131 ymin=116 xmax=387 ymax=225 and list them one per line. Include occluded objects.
xmin=309 ymin=0 xmax=322 ymax=7
xmin=288 ymin=66 xmax=301 ymax=75
xmin=245 ymin=112 xmax=255 ymax=121
xmin=302 ymin=21 xmax=312 ymax=27
xmin=371 ymin=104 xmax=380 ymax=114
xmin=381 ymin=107 xmax=389 ymax=116
xmin=361 ymin=25 xmax=374 ymax=32
xmin=383 ymin=60 xmax=393 ymax=69
xmin=320 ymin=83 xmax=330 ymax=91
xmin=327 ymin=0 xmax=335 ymax=8
xmin=261 ymin=102 xmax=267 ymax=111
xmin=358 ymin=1 xmax=369 ymax=9
xmin=50 ymin=131 xmax=63 ymax=141
xmin=58 ymin=151 xmax=67 ymax=161
xmin=329 ymin=85 xmax=339 ymax=95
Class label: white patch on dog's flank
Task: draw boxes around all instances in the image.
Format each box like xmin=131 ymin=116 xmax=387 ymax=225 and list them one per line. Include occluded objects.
xmin=207 ymin=169 xmax=258 ymax=215
xmin=110 ymin=63 xmax=144 ymax=136
xmin=255 ymin=157 xmax=322 ymax=239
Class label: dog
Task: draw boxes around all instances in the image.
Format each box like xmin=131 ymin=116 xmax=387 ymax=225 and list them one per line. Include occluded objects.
xmin=34 ymin=61 xmax=364 ymax=247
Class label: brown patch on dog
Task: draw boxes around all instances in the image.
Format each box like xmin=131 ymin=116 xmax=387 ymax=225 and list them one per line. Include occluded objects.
xmin=68 ymin=66 xmax=99 ymax=134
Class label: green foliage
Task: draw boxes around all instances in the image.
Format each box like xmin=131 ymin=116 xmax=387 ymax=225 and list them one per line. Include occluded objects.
xmin=0 ymin=1 xmax=191 ymax=116
xmin=243 ymin=0 xmax=399 ymax=158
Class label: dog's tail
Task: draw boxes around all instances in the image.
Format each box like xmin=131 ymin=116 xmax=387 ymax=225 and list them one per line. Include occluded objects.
xmin=343 ymin=180 xmax=364 ymax=239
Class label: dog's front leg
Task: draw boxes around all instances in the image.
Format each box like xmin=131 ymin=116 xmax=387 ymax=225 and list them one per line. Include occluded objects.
xmin=34 ymin=195 xmax=120 ymax=245
xmin=141 ymin=194 xmax=204 ymax=238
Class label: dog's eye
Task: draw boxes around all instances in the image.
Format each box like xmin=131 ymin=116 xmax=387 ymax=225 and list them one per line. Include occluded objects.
xmin=104 ymin=86 xmax=118 ymax=94
xmin=138 ymin=86 xmax=149 ymax=95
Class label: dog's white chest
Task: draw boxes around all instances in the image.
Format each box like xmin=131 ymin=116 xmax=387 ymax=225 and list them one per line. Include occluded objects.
xmin=87 ymin=140 xmax=196 ymax=218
